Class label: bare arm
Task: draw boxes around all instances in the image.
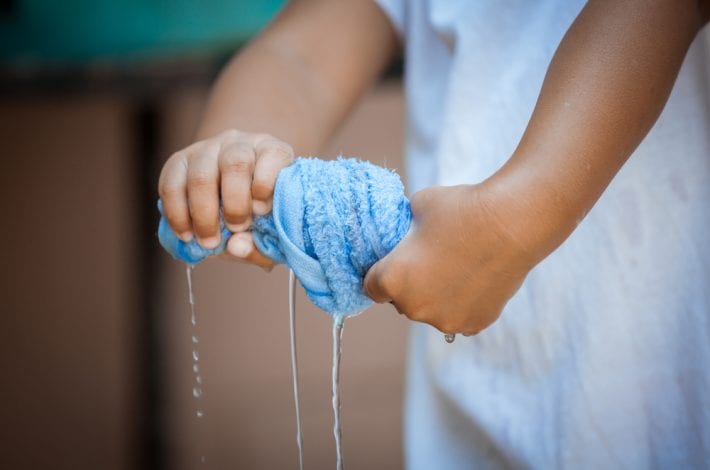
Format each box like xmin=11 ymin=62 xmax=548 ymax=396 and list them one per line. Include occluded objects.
xmin=490 ymin=0 xmax=709 ymax=262
xmin=198 ymin=0 xmax=397 ymax=154
xmin=159 ymin=0 xmax=397 ymax=265
xmin=365 ymin=0 xmax=709 ymax=334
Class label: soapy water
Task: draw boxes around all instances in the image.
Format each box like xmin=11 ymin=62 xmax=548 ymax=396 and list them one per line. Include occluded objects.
xmin=186 ymin=266 xmax=351 ymax=469
xmin=186 ymin=265 xmax=205 ymax=415
xmin=332 ymin=316 xmax=346 ymax=470
xmin=288 ymin=270 xmax=349 ymax=470
xmin=288 ymin=270 xmax=305 ymax=470
xmin=186 ymin=265 xmax=206 ymax=465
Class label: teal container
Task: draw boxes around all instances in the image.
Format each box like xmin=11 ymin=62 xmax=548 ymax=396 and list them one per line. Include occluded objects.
xmin=0 ymin=0 xmax=286 ymax=64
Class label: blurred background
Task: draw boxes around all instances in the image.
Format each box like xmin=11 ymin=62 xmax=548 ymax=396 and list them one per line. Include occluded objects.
xmin=1 ymin=1 xmax=408 ymax=469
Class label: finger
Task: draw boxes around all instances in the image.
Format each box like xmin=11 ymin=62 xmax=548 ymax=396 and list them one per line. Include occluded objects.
xmin=363 ymin=259 xmax=393 ymax=303
xmin=218 ymin=250 xmax=248 ymax=264
xmin=186 ymin=144 xmax=221 ymax=249
xmin=388 ymin=301 xmax=405 ymax=314
xmin=158 ymin=152 xmax=192 ymax=241
xmin=219 ymin=142 xmax=255 ymax=231
xmin=251 ymin=137 xmax=294 ymax=215
xmin=226 ymin=231 xmax=275 ymax=270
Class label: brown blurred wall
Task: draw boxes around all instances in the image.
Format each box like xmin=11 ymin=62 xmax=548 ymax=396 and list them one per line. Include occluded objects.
xmin=1 ymin=96 xmax=139 ymax=470
xmin=1 ymin=81 xmax=408 ymax=470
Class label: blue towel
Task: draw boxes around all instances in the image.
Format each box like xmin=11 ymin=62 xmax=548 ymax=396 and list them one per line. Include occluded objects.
xmin=158 ymin=157 xmax=411 ymax=319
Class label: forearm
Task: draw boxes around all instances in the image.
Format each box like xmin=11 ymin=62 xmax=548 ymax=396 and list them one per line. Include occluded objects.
xmin=196 ymin=0 xmax=397 ymax=155
xmin=488 ymin=0 xmax=707 ymax=260
xmin=196 ymin=40 xmax=330 ymax=154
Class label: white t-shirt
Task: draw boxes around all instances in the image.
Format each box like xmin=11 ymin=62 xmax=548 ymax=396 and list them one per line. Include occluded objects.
xmin=375 ymin=1 xmax=710 ymax=468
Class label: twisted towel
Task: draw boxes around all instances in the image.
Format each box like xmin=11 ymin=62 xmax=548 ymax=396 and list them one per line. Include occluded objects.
xmin=158 ymin=157 xmax=411 ymax=318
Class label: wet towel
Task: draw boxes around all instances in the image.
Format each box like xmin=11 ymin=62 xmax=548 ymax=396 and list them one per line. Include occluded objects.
xmin=158 ymin=157 xmax=411 ymax=318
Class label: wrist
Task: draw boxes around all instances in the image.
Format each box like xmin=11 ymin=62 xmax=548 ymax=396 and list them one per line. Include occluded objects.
xmin=475 ymin=165 xmax=584 ymax=267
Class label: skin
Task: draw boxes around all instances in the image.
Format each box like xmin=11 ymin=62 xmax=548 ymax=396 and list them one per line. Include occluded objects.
xmin=159 ymin=0 xmax=397 ymax=268
xmin=159 ymin=0 xmax=709 ymax=334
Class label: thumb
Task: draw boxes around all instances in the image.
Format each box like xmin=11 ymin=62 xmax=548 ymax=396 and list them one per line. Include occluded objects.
xmin=364 ymin=259 xmax=392 ymax=303
xmin=224 ymin=231 xmax=276 ymax=271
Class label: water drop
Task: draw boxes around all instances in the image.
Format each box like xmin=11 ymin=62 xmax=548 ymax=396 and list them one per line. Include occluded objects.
xmin=186 ymin=265 xmax=209 ymax=463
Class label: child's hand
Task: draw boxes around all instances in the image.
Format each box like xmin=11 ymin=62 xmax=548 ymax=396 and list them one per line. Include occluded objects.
xmin=364 ymin=183 xmax=539 ymax=336
xmin=158 ymin=129 xmax=294 ymax=269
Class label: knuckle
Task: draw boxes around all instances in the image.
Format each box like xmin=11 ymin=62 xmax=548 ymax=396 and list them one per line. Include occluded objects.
xmin=253 ymin=132 xmax=273 ymax=143
xmin=218 ymin=129 xmax=240 ymax=140
xmin=268 ymin=142 xmax=295 ymax=162
xmin=222 ymin=157 xmax=254 ymax=174
xmin=167 ymin=149 xmax=189 ymax=164
xmin=158 ymin=182 xmax=182 ymax=199
xmin=220 ymin=145 xmax=254 ymax=172
xmin=187 ymin=172 xmax=215 ymax=190
xmin=257 ymin=137 xmax=294 ymax=161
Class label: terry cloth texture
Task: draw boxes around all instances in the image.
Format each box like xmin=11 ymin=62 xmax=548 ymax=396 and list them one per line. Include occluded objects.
xmin=158 ymin=157 xmax=411 ymax=317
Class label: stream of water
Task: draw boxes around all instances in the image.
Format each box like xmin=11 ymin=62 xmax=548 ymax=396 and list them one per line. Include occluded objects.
xmin=288 ymin=270 xmax=305 ymax=470
xmin=186 ymin=265 xmax=206 ymax=465
xmin=331 ymin=317 xmax=345 ymax=470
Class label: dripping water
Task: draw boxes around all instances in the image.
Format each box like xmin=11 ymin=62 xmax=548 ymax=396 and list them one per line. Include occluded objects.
xmin=186 ymin=265 xmax=206 ymax=464
xmin=332 ymin=317 xmax=345 ymax=470
xmin=186 ymin=265 xmax=205 ymax=410
xmin=288 ymin=270 xmax=305 ymax=470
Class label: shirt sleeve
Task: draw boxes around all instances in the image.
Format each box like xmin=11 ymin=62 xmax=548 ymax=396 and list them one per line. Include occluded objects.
xmin=373 ymin=0 xmax=405 ymax=38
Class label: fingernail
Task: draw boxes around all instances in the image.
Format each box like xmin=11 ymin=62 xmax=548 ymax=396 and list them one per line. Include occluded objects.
xmin=227 ymin=219 xmax=251 ymax=232
xmin=252 ymin=200 xmax=270 ymax=215
xmin=200 ymin=236 xmax=221 ymax=249
xmin=230 ymin=237 xmax=251 ymax=258
xmin=180 ymin=232 xmax=194 ymax=242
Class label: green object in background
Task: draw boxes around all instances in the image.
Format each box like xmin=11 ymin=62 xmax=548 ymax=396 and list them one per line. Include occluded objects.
xmin=0 ymin=0 xmax=286 ymax=65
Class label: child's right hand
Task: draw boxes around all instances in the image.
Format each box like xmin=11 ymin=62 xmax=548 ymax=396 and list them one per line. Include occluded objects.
xmin=158 ymin=129 xmax=295 ymax=270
